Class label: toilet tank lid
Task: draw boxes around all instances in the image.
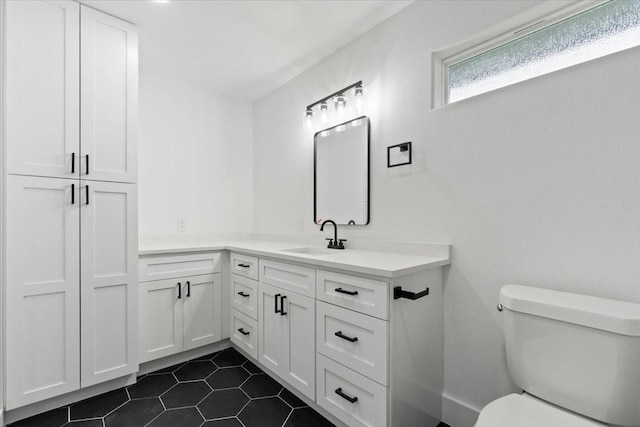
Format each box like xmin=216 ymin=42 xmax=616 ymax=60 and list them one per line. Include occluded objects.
xmin=500 ymin=285 xmax=640 ymax=336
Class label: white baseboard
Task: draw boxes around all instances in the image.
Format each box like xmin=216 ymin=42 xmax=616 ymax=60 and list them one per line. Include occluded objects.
xmin=138 ymin=339 xmax=231 ymax=375
xmin=442 ymin=393 xmax=480 ymax=427
xmin=5 ymin=374 xmax=136 ymax=425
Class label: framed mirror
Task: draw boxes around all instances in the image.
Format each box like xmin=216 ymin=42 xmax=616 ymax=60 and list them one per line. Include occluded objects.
xmin=314 ymin=116 xmax=369 ymax=225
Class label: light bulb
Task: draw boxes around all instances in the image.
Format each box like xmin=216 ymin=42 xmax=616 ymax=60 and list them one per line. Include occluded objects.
xmin=305 ymin=108 xmax=313 ymax=131
xmin=320 ymin=102 xmax=328 ymax=124
xmin=335 ymin=95 xmax=346 ymax=114
xmin=355 ymin=86 xmax=364 ymax=113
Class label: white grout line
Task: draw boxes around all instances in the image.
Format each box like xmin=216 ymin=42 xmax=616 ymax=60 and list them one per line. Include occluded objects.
xmin=280 ymin=408 xmax=294 ymax=427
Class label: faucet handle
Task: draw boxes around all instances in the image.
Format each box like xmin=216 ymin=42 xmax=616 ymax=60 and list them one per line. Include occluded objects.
xmin=337 ymin=239 xmax=347 ymax=249
xmin=325 ymin=238 xmax=334 ymax=248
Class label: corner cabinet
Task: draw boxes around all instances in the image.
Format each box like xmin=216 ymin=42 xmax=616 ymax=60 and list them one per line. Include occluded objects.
xmin=138 ymin=253 xmax=223 ymax=363
xmin=229 ymin=253 xmax=445 ymax=427
xmin=3 ymin=1 xmax=138 ymax=410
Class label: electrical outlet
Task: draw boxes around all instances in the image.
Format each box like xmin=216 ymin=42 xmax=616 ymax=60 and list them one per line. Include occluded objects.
xmin=297 ymin=218 xmax=304 ymax=232
xmin=177 ymin=218 xmax=187 ymax=232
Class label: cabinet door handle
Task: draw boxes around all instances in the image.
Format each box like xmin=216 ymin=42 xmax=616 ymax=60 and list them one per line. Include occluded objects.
xmin=85 ymin=154 xmax=90 ymax=175
xmin=238 ymin=328 xmax=250 ymax=336
xmin=177 ymin=282 xmax=182 ymax=299
xmin=335 ymin=331 xmax=358 ymax=343
xmin=71 ymin=183 xmax=75 ymax=204
xmin=85 ymin=185 xmax=89 ymax=205
xmin=186 ymin=281 xmax=191 ymax=297
xmin=335 ymin=288 xmax=358 ymax=296
xmin=275 ymin=294 xmax=281 ymax=313
xmin=280 ymin=295 xmax=287 ymax=316
xmin=71 ymin=153 xmax=75 ymax=174
xmin=238 ymin=263 xmax=250 ymax=268
xmin=335 ymin=388 xmax=358 ymax=403
xmin=238 ymin=291 xmax=250 ymax=297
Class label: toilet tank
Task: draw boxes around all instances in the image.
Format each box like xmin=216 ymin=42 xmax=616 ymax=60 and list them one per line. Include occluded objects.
xmin=499 ymin=285 xmax=640 ymax=427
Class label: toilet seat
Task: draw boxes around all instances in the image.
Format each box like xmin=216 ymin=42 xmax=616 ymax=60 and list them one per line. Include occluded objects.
xmin=475 ymin=393 xmax=607 ymax=427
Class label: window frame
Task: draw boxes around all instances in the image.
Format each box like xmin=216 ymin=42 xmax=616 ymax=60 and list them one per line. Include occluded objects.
xmin=432 ymin=0 xmax=611 ymax=108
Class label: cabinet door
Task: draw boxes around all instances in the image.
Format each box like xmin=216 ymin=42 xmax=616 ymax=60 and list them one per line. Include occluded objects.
xmin=80 ymin=6 xmax=138 ymax=183
xmin=258 ymin=283 xmax=288 ymax=375
xmin=183 ymin=274 xmax=222 ymax=351
xmin=282 ymin=291 xmax=316 ymax=400
xmin=5 ymin=176 xmax=80 ymax=409
xmin=5 ymin=0 xmax=79 ymax=178
xmin=139 ymin=279 xmax=183 ymax=363
xmin=80 ymin=181 xmax=138 ymax=387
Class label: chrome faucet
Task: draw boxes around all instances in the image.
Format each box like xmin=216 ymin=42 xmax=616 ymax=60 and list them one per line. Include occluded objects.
xmin=320 ymin=219 xmax=346 ymax=249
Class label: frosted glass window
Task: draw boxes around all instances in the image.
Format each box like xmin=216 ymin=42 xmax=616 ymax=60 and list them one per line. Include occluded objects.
xmin=448 ymin=0 xmax=640 ymax=103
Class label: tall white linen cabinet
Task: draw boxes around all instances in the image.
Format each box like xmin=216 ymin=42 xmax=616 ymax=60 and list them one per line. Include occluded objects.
xmin=3 ymin=0 xmax=138 ymax=412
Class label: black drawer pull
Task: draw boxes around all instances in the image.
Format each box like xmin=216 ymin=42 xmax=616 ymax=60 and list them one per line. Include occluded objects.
xmin=335 ymin=331 xmax=358 ymax=343
xmin=71 ymin=183 xmax=75 ymax=204
xmin=393 ymin=286 xmax=429 ymax=300
xmin=71 ymin=152 xmax=75 ymax=173
xmin=280 ymin=295 xmax=287 ymax=316
xmin=238 ymin=263 xmax=250 ymax=268
xmin=237 ymin=291 xmax=250 ymax=297
xmin=177 ymin=282 xmax=182 ymax=299
xmin=85 ymin=154 xmax=90 ymax=175
xmin=335 ymin=288 xmax=358 ymax=296
xmin=186 ymin=281 xmax=191 ymax=297
xmin=85 ymin=185 xmax=89 ymax=205
xmin=335 ymin=388 xmax=358 ymax=403
xmin=275 ymin=294 xmax=281 ymax=314
xmin=238 ymin=328 xmax=250 ymax=336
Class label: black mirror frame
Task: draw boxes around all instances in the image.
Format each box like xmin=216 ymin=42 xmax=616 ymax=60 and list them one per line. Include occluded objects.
xmin=313 ymin=115 xmax=370 ymax=226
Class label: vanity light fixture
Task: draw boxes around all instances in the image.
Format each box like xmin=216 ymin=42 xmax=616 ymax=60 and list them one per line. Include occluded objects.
xmin=305 ymin=80 xmax=364 ymax=130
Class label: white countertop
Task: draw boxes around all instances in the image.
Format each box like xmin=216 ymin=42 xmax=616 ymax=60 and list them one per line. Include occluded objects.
xmin=139 ymin=239 xmax=450 ymax=278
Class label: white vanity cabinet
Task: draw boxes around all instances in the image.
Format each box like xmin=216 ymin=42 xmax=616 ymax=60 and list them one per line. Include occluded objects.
xmin=3 ymin=0 xmax=138 ymax=411
xmin=138 ymin=252 xmax=223 ymax=363
xmin=228 ymin=251 xmax=445 ymax=427
xmin=258 ymin=281 xmax=316 ymax=400
xmin=315 ymin=267 xmax=444 ymax=427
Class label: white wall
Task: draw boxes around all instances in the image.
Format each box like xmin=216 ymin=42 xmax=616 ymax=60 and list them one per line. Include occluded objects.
xmin=139 ymin=72 xmax=253 ymax=240
xmin=253 ymin=1 xmax=640 ymax=426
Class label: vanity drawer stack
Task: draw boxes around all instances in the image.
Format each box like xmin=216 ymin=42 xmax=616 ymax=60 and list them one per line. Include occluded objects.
xmin=315 ymin=270 xmax=390 ymax=427
xmin=229 ymin=252 xmax=260 ymax=359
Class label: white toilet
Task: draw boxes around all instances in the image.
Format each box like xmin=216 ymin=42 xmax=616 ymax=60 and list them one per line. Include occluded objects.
xmin=475 ymin=285 xmax=640 ymax=427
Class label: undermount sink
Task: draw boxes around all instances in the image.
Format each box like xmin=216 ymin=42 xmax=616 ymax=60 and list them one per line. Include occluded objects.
xmin=281 ymin=247 xmax=338 ymax=257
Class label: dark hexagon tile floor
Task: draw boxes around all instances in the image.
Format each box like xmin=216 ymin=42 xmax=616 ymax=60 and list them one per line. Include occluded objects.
xmin=10 ymin=348 xmax=335 ymax=427
xmin=241 ymin=373 xmax=283 ymax=398
xmin=206 ymin=367 xmax=250 ymax=390
xmin=174 ymin=360 xmax=218 ymax=382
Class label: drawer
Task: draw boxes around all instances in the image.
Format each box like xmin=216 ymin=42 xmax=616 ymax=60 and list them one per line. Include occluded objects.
xmin=316 ymin=301 xmax=388 ymax=385
xmin=316 ymin=354 xmax=387 ymax=427
xmin=230 ymin=252 xmax=259 ymax=280
xmin=230 ymin=309 xmax=258 ymax=360
xmin=231 ymin=274 xmax=258 ymax=320
xmin=259 ymin=259 xmax=315 ymax=297
xmin=316 ymin=270 xmax=389 ymax=320
xmin=139 ymin=252 xmax=221 ymax=282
